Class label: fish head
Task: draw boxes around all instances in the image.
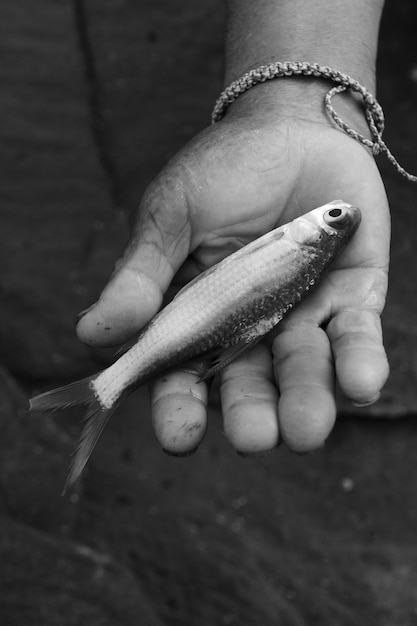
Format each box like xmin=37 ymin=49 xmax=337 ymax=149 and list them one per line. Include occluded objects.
xmin=321 ymin=200 xmax=362 ymax=237
xmin=288 ymin=200 xmax=361 ymax=248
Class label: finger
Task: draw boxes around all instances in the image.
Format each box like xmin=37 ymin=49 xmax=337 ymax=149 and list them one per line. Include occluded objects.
xmin=220 ymin=344 xmax=279 ymax=455
xmin=273 ymin=322 xmax=336 ymax=453
xmin=150 ymin=364 xmax=209 ymax=455
xmin=76 ymin=173 xmax=191 ymax=346
xmin=326 ymin=308 xmax=389 ymax=406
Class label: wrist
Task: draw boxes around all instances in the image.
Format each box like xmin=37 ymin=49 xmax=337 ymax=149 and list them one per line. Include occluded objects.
xmin=218 ymin=70 xmax=373 ymax=141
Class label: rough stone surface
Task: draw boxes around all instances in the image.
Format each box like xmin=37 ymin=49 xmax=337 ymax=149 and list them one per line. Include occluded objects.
xmin=1 ymin=0 xmax=417 ymax=624
xmin=0 ymin=516 xmax=159 ymax=626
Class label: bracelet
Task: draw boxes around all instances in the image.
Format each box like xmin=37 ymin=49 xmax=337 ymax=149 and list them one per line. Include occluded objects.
xmin=211 ymin=61 xmax=416 ymax=183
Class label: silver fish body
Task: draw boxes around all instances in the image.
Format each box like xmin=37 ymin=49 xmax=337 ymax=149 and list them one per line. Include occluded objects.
xmin=94 ymin=200 xmax=360 ymax=407
xmin=29 ymin=200 xmax=361 ymax=488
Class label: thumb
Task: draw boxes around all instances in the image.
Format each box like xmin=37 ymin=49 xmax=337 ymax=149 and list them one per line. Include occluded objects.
xmin=76 ymin=173 xmax=192 ymax=347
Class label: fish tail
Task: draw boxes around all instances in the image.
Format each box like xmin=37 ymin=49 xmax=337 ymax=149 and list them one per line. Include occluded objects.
xmin=29 ymin=376 xmax=98 ymax=414
xmin=29 ymin=375 xmax=117 ymax=492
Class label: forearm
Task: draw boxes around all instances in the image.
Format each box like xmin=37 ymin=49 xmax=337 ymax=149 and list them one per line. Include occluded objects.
xmin=223 ymin=0 xmax=385 ymax=134
xmin=225 ymin=0 xmax=385 ymax=90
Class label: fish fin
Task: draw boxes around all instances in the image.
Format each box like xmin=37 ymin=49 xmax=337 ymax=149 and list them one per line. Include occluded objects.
xmin=225 ymin=228 xmax=285 ymax=259
xmin=114 ymin=334 xmax=140 ymax=357
xmin=29 ymin=375 xmax=116 ymax=492
xmin=198 ymin=338 xmax=260 ymax=382
xmin=174 ymin=230 xmax=286 ymax=300
xmin=29 ymin=376 xmax=100 ymax=414
xmin=64 ymin=402 xmax=116 ymax=493
xmin=172 ymin=264 xmax=221 ymax=299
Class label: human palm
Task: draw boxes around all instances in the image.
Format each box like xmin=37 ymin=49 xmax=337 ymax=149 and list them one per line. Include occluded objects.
xmin=77 ymin=113 xmax=390 ymax=456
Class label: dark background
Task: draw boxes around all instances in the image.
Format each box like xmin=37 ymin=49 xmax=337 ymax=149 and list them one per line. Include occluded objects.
xmin=0 ymin=1 xmax=417 ymax=624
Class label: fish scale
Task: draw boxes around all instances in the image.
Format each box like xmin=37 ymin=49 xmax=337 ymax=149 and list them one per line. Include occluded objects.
xmin=93 ymin=233 xmax=303 ymax=406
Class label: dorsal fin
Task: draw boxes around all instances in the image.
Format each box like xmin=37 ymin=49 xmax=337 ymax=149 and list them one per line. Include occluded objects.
xmin=174 ymin=228 xmax=286 ymax=299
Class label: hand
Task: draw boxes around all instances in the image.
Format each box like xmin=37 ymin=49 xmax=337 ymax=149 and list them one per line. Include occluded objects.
xmin=76 ymin=83 xmax=390 ymax=457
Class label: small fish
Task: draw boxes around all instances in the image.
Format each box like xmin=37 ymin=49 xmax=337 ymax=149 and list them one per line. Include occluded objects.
xmin=29 ymin=200 xmax=361 ymax=488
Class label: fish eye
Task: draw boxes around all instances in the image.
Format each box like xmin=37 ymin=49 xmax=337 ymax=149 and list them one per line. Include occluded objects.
xmin=324 ymin=206 xmax=350 ymax=229
xmin=328 ymin=208 xmax=342 ymax=218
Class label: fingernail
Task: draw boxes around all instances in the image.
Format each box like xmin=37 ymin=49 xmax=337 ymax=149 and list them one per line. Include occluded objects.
xmin=75 ymin=303 xmax=97 ymax=326
xmin=162 ymin=447 xmax=198 ymax=458
xmin=351 ymin=392 xmax=380 ymax=408
xmin=293 ymin=443 xmax=325 ymax=456
xmin=236 ymin=449 xmax=274 ymax=459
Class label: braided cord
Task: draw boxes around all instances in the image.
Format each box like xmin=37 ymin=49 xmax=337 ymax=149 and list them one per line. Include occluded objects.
xmin=211 ymin=61 xmax=416 ymax=183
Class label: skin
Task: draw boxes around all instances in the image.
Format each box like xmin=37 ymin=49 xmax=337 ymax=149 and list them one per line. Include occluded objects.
xmin=76 ymin=0 xmax=390 ymax=456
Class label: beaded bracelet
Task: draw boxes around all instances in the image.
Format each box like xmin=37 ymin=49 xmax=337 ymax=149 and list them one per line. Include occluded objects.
xmin=211 ymin=61 xmax=416 ymax=183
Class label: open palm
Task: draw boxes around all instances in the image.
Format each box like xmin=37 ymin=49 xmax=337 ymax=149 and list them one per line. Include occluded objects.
xmin=77 ymin=111 xmax=390 ymax=456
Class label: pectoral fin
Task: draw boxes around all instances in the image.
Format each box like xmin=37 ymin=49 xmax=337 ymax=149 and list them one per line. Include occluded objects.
xmin=198 ymin=338 xmax=261 ymax=382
